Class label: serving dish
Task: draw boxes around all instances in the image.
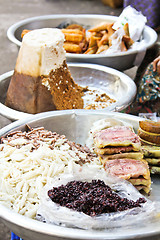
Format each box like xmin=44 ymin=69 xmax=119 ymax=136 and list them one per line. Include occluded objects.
xmin=0 ymin=63 xmax=136 ymax=121
xmin=0 ymin=110 xmax=160 ymax=240
xmin=7 ymin=14 xmax=158 ymax=71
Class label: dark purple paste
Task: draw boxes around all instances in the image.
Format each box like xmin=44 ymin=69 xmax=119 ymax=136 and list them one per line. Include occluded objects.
xmin=48 ymin=180 xmax=146 ymax=216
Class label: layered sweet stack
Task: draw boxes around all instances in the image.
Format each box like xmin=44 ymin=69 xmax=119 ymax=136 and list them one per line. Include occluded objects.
xmin=93 ymin=125 xmax=151 ymax=193
xmin=5 ymin=28 xmax=84 ymax=114
xmin=138 ymin=120 xmax=160 ymax=175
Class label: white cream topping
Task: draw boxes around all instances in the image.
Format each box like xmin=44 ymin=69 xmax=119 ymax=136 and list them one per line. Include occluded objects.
xmin=15 ymin=28 xmax=66 ymax=77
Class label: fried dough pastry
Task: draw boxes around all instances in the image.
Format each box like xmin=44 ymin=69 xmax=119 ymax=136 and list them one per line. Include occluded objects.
xmin=66 ymin=24 xmax=84 ymax=31
xmin=21 ymin=20 xmax=134 ymax=55
xmin=88 ymin=22 xmax=114 ymax=33
xmin=63 ymin=42 xmax=82 ymax=53
xmin=62 ymin=32 xmax=83 ymax=43
xmin=123 ymin=23 xmax=130 ymax=37
xmin=96 ymin=44 xmax=109 ymax=54
xmin=84 ymin=46 xmax=98 ymax=54
xmin=21 ymin=29 xmax=31 ymax=38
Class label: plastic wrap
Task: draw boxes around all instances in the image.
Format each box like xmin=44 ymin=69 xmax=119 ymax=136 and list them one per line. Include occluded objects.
xmin=36 ymin=165 xmax=160 ymax=230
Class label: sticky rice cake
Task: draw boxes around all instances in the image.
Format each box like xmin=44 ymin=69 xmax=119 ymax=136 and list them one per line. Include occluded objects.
xmin=93 ymin=126 xmax=141 ymax=150
xmin=92 ymin=125 xmax=151 ymax=192
xmin=99 ymin=152 xmax=144 ymax=164
xmin=104 ymin=158 xmax=151 ymax=193
xmin=142 ymin=145 xmax=160 ymax=158
xmin=93 ymin=126 xmax=142 ymax=162
xmin=141 ymin=145 xmax=160 ymax=175
xmin=95 ymin=145 xmax=135 ymax=155
xmin=5 ymin=28 xmax=83 ymax=114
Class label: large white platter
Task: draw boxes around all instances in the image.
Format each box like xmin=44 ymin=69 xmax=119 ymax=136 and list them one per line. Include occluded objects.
xmin=7 ymin=14 xmax=157 ymax=70
xmin=0 ymin=110 xmax=160 ymax=240
xmin=0 ymin=63 xmax=136 ymax=120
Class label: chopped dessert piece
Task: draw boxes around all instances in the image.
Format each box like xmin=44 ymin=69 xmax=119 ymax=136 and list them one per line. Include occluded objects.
xmin=94 ymin=145 xmax=135 ymax=155
xmin=99 ymin=152 xmax=144 ymax=164
xmin=138 ymin=127 xmax=160 ymax=145
xmin=104 ymin=158 xmax=151 ymax=193
xmin=138 ymin=120 xmax=160 ymax=146
xmin=150 ymin=166 xmax=160 ymax=175
xmin=91 ymin=124 xmax=149 ymax=192
xmin=104 ymin=158 xmax=150 ymax=179
xmin=145 ymin=158 xmax=160 ymax=166
xmin=6 ymin=28 xmax=83 ymax=113
xmin=141 ymin=145 xmax=160 ymax=175
xmin=139 ymin=120 xmax=160 ymax=134
xmin=93 ymin=126 xmax=141 ymax=150
xmin=141 ymin=145 xmax=160 ymax=158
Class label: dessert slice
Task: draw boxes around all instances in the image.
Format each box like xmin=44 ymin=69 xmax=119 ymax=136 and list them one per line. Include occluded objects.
xmin=92 ymin=125 xmax=151 ymax=192
xmin=138 ymin=120 xmax=160 ymax=145
xmin=141 ymin=145 xmax=160 ymax=175
xmin=99 ymin=152 xmax=144 ymax=164
xmin=93 ymin=126 xmax=141 ymax=150
xmin=104 ymin=158 xmax=151 ymax=193
xmin=142 ymin=145 xmax=160 ymax=158
xmin=93 ymin=126 xmax=142 ymax=160
xmin=6 ymin=28 xmax=83 ymax=114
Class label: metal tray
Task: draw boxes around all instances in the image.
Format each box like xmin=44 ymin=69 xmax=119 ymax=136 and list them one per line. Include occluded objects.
xmin=0 ymin=110 xmax=160 ymax=240
xmin=7 ymin=14 xmax=157 ymax=71
xmin=0 ymin=63 xmax=136 ymax=120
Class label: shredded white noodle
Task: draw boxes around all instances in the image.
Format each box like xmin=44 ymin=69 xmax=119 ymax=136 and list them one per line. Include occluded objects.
xmin=0 ymin=133 xmax=101 ymax=218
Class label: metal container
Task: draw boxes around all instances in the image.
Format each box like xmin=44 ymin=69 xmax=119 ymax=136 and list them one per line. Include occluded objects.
xmin=0 ymin=110 xmax=160 ymax=240
xmin=7 ymin=14 xmax=158 ymax=71
xmin=0 ymin=63 xmax=136 ymax=120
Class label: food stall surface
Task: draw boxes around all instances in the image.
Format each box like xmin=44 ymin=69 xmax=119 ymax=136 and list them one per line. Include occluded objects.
xmin=0 ymin=0 xmax=160 ymax=239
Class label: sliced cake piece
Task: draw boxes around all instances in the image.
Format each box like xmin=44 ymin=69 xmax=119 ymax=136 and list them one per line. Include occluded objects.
xmin=94 ymin=145 xmax=135 ymax=155
xmin=104 ymin=158 xmax=151 ymax=193
xmin=141 ymin=145 xmax=160 ymax=175
xmin=99 ymin=152 xmax=144 ymax=164
xmin=142 ymin=145 xmax=160 ymax=158
xmin=93 ymin=126 xmax=141 ymax=150
xmin=138 ymin=120 xmax=160 ymax=145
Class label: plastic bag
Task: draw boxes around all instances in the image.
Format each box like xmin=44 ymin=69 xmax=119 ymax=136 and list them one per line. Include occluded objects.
xmin=36 ymin=165 xmax=160 ymax=230
xmin=113 ymin=6 xmax=147 ymax=42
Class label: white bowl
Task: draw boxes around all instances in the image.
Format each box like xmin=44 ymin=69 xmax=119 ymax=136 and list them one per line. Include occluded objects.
xmin=0 ymin=63 xmax=137 ymax=120
xmin=7 ymin=14 xmax=158 ymax=71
